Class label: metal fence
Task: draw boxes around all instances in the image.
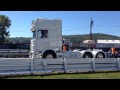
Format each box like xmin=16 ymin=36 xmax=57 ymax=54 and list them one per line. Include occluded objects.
xmin=0 ymin=58 xmax=120 ymax=76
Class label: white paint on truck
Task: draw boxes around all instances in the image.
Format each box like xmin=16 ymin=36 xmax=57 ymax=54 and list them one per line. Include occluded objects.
xmin=30 ymin=18 xmax=62 ymax=58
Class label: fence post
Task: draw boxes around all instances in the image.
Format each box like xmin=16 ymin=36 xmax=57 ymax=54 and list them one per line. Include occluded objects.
xmin=31 ymin=54 xmax=34 ymax=75
xmin=64 ymin=58 xmax=67 ymax=73
xmin=92 ymin=58 xmax=95 ymax=72
xmin=43 ymin=60 xmax=47 ymax=75
xmin=117 ymin=58 xmax=120 ymax=71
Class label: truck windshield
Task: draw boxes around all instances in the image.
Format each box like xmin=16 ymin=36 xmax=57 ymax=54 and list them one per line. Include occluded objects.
xmin=33 ymin=31 xmax=36 ymax=39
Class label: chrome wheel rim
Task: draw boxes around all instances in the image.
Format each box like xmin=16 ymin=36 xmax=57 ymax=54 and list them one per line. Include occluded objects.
xmin=97 ymin=53 xmax=104 ymax=58
xmin=46 ymin=54 xmax=53 ymax=59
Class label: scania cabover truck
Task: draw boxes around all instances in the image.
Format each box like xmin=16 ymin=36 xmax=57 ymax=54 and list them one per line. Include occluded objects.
xmin=29 ymin=18 xmax=106 ymax=59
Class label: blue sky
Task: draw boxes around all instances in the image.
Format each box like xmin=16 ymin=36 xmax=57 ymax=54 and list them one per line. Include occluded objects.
xmin=0 ymin=11 xmax=120 ymax=37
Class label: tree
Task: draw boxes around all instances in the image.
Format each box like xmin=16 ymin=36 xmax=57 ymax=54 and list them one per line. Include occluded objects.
xmin=0 ymin=15 xmax=11 ymax=44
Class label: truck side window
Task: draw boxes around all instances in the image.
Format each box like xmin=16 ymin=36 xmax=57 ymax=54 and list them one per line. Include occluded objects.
xmin=38 ymin=30 xmax=42 ymax=39
xmin=41 ymin=30 xmax=48 ymax=38
xmin=38 ymin=30 xmax=48 ymax=39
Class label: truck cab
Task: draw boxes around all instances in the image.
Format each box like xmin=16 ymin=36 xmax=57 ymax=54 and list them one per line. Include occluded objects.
xmin=30 ymin=18 xmax=62 ymax=58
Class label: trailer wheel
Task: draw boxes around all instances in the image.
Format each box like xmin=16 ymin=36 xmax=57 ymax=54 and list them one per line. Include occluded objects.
xmin=96 ymin=52 xmax=105 ymax=58
xmin=83 ymin=53 xmax=93 ymax=58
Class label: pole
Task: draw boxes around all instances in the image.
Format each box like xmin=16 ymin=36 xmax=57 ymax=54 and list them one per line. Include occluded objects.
xmin=90 ymin=18 xmax=93 ymax=40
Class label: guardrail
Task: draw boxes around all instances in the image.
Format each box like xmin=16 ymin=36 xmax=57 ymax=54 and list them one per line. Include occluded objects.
xmin=0 ymin=49 xmax=29 ymax=58
xmin=0 ymin=58 xmax=120 ymax=76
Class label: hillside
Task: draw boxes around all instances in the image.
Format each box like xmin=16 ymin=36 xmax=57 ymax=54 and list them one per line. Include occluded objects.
xmin=62 ymin=33 xmax=120 ymax=43
xmin=7 ymin=33 xmax=120 ymax=43
xmin=8 ymin=37 xmax=31 ymax=43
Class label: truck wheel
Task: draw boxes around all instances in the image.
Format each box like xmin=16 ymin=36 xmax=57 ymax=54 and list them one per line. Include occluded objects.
xmin=46 ymin=54 xmax=53 ymax=58
xmin=96 ymin=52 xmax=105 ymax=58
xmin=43 ymin=52 xmax=56 ymax=59
xmin=83 ymin=53 xmax=93 ymax=58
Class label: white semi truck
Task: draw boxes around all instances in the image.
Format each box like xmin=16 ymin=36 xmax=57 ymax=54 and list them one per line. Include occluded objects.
xmin=30 ymin=18 xmax=106 ymax=59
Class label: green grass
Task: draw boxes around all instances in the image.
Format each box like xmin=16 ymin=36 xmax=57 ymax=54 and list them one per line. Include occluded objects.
xmin=2 ymin=71 xmax=120 ymax=79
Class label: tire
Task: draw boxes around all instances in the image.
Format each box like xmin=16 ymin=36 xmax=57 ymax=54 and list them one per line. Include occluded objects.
xmin=83 ymin=53 xmax=93 ymax=58
xmin=96 ymin=52 xmax=105 ymax=58
xmin=43 ymin=52 xmax=56 ymax=59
